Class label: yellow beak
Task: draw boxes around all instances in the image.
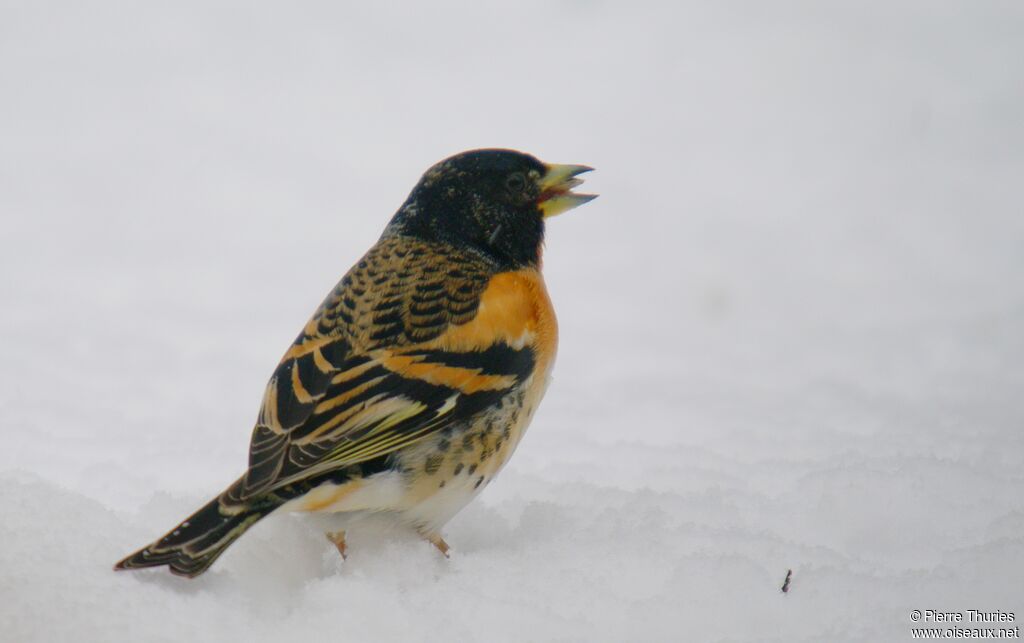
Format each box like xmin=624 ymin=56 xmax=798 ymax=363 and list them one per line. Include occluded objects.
xmin=538 ymin=163 xmax=597 ymax=218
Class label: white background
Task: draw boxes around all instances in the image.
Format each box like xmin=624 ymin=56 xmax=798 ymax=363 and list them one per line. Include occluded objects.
xmin=1 ymin=2 xmax=1022 ymax=641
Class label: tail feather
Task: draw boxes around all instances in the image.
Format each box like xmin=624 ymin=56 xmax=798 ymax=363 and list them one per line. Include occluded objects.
xmin=115 ymin=477 xmax=280 ymax=578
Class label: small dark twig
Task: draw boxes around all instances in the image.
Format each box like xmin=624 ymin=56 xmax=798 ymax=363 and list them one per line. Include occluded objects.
xmin=781 ymin=569 xmax=793 ymax=594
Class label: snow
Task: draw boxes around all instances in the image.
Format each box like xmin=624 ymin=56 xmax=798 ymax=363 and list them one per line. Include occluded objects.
xmin=2 ymin=2 xmax=1023 ymax=641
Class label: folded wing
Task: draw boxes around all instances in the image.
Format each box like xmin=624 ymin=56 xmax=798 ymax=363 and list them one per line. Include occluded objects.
xmin=234 ymin=236 xmax=536 ymax=500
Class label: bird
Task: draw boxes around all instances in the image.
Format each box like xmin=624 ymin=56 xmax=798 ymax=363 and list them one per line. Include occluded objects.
xmin=114 ymin=148 xmax=596 ymax=577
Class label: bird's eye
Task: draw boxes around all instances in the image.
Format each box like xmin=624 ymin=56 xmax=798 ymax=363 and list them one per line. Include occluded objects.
xmin=505 ymin=172 xmax=526 ymax=193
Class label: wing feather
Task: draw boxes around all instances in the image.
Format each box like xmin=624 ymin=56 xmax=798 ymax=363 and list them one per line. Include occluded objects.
xmin=237 ymin=236 xmax=538 ymax=500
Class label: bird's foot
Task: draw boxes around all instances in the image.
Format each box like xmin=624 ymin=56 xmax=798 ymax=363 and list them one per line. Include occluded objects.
xmin=423 ymin=532 xmax=450 ymax=558
xmin=325 ymin=530 xmax=347 ymax=560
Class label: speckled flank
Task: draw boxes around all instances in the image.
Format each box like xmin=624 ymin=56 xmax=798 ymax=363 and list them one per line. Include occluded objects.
xmin=395 ymin=385 xmax=540 ymax=531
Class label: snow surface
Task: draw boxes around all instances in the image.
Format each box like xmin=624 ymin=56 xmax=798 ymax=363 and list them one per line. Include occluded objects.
xmin=2 ymin=2 xmax=1023 ymax=641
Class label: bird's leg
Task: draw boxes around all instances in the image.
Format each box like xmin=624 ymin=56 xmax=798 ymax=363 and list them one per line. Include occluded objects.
xmin=423 ymin=532 xmax=450 ymax=558
xmin=325 ymin=530 xmax=347 ymax=560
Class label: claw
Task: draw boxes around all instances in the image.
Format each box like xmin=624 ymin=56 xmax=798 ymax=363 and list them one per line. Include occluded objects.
xmin=424 ymin=533 xmax=450 ymax=558
xmin=326 ymin=530 xmax=347 ymax=560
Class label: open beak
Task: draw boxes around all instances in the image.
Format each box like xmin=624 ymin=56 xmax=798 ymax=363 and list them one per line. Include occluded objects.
xmin=537 ymin=163 xmax=597 ymax=218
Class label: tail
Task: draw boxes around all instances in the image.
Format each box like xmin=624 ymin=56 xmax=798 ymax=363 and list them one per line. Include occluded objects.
xmin=114 ymin=477 xmax=280 ymax=578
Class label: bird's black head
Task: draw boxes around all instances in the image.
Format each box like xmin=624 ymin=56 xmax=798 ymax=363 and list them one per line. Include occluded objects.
xmin=386 ymin=149 xmax=596 ymax=269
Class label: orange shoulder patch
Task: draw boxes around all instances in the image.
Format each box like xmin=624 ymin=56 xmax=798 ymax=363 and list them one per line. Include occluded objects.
xmin=428 ymin=268 xmax=558 ymax=371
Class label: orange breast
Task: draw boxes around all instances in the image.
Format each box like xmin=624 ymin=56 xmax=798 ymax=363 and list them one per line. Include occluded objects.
xmin=429 ymin=268 xmax=558 ymax=376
